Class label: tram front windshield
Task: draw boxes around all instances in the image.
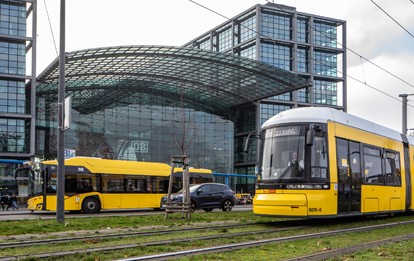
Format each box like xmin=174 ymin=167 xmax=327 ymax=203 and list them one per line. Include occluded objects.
xmin=261 ymin=126 xmax=305 ymax=182
xmin=261 ymin=125 xmax=329 ymax=183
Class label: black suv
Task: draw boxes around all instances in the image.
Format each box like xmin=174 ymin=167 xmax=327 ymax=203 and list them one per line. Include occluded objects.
xmin=161 ymin=183 xmax=236 ymax=212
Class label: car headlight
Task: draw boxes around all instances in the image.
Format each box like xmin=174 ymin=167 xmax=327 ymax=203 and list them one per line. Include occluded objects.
xmin=171 ymin=195 xmax=183 ymax=201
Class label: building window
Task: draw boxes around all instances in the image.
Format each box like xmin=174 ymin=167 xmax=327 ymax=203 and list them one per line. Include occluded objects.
xmin=260 ymin=12 xmax=291 ymax=41
xmin=259 ymin=103 xmax=291 ymax=126
xmin=218 ymin=27 xmax=232 ymax=52
xmin=314 ymin=51 xmax=337 ymax=77
xmin=297 ymin=17 xmax=308 ymax=43
xmin=239 ymin=16 xmax=256 ymax=43
xmin=313 ymin=80 xmax=338 ymax=105
xmin=313 ymin=21 xmax=337 ymax=48
xmin=0 ymin=2 xmax=26 ymax=37
xmin=297 ymin=87 xmax=309 ymax=103
xmin=198 ymin=37 xmax=211 ymax=51
xmin=0 ymin=118 xmax=26 ymax=153
xmin=235 ymin=135 xmax=256 ymax=163
xmin=239 ymin=45 xmax=256 ymax=60
xmin=0 ymin=80 xmax=25 ymax=114
xmin=0 ymin=41 xmax=26 ymax=75
xmin=260 ymin=42 xmax=291 ymax=70
xmin=268 ymin=92 xmax=292 ymax=101
xmin=297 ymin=47 xmax=308 ymax=73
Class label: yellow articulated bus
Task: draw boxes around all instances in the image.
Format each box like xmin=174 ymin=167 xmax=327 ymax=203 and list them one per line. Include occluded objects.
xmin=252 ymin=107 xmax=413 ymax=218
xmin=20 ymin=157 xmax=212 ymax=213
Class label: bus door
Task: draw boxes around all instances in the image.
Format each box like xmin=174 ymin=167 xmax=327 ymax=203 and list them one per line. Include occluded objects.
xmin=337 ymin=139 xmax=362 ymax=214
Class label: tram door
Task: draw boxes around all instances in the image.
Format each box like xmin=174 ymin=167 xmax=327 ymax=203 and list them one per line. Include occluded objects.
xmin=336 ymin=139 xmax=362 ymax=214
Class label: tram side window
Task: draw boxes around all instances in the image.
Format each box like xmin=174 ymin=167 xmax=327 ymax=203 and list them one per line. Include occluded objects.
xmin=336 ymin=138 xmax=349 ymax=181
xmin=384 ymin=151 xmax=401 ymax=186
xmin=311 ymin=136 xmax=328 ymax=179
xmin=363 ymin=146 xmax=383 ymax=184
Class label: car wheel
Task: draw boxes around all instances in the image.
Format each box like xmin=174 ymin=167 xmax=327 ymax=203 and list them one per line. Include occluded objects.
xmin=190 ymin=200 xmax=196 ymax=212
xmin=203 ymin=208 xmax=213 ymax=212
xmin=82 ymin=197 xmax=101 ymax=214
xmin=222 ymin=199 xmax=233 ymax=211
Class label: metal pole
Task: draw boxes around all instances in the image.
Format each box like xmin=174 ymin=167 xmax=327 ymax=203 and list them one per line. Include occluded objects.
xmin=400 ymin=94 xmax=408 ymax=135
xmin=30 ymin=0 xmax=37 ymax=162
xmin=56 ymin=0 xmax=66 ymax=223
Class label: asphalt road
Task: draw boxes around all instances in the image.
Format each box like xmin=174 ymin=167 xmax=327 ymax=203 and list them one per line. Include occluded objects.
xmin=0 ymin=205 xmax=253 ymax=221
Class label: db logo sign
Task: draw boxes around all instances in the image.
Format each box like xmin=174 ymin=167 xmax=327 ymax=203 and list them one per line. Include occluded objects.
xmin=131 ymin=141 xmax=149 ymax=153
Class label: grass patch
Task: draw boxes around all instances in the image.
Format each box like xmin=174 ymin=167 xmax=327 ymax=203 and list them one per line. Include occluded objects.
xmin=0 ymin=211 xmax=274 ymax=236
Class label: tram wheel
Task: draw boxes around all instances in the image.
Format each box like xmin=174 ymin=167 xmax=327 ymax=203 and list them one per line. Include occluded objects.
xmin=82 ymin=197 xmax=101 ymax=214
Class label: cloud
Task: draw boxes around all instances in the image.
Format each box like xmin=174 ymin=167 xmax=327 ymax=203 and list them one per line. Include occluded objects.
xmin=348 ymin=53 xmax=414 ymax=132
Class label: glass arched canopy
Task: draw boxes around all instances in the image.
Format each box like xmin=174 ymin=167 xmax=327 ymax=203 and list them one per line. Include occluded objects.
xmin=36 ymin=45 xmax=310 ymax=118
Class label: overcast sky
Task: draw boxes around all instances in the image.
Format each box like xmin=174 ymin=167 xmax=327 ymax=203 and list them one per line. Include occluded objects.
xmin=35 ymin=0 xmax=414 ymax=133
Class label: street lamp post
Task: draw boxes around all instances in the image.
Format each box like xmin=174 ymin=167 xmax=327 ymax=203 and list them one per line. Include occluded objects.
xmin=57 ymin=0 xmax=66 ymax=223
xmin=399 ymin=94 xmax=414 ymax=135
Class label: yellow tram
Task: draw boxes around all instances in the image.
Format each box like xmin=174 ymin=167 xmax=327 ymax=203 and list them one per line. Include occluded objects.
xmin=18 ymin=157 xmax=212 ymax=213
xmin=253 ymin=107 xmax=413 ymax=218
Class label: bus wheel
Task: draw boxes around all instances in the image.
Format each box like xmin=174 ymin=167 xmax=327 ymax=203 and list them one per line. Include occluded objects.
xmin=82 ymin=197 xmax=101 ymax=214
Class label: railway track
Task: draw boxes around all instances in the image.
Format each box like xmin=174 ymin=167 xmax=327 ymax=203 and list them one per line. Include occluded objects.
xmin=117 ymin=220 xmax=414 ymax=261
xmin=0 ymin=219 xmax=413 ymax=260
xmin=0 ymin=221 xmax=291 ymax=249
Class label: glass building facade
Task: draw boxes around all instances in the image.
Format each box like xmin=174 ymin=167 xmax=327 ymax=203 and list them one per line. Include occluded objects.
xmin=0 ymin=0 xmax=37 ymax=197
xmin=31 ymin=3 xmax=346 ymax=195
xmin=184 ymin=3 xmax=347 ymax=178
xmin=37 ymin=102 xmax=234 ymax=173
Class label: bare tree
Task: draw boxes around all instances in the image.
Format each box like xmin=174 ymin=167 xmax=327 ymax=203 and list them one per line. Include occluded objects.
xmin=165 ymin=80 xmax=196 ymax=219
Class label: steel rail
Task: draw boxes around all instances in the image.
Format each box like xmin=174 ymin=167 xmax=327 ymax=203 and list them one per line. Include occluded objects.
xmin=0 ymin=221 xmax=284 ymax=249
xmin=0 ymin=226 xmax=307 ymax=261
xmin=119 ymin=220 xmax=414 ymax=261
xmin=2 ymin=220 xmax=414 ymax=260
xmin=285 ymin=233 xmax=414 ymax=261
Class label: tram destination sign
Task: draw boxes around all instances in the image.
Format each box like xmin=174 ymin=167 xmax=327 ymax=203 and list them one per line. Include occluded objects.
xmin=266 ymin=126 xmax=300 ymax=138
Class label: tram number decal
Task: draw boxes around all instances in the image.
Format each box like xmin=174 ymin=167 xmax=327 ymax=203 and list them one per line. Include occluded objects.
xmin=308 ymin=207 xmax=322 ymax=213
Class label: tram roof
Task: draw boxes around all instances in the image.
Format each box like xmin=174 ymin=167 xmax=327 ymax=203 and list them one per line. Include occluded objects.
xmin=263 ymin=107 xmax=405 ymax=143
xmin=36 ymin=45 xmax=310 ymax=118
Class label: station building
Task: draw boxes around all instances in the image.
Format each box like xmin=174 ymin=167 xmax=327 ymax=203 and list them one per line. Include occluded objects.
xmin=183 ymin=3 xmax=347 ymax=176
xmin=0 ymin=0 xmax=36 ymax=197
xmin=1 ymin=2 xmax=346 ymax=195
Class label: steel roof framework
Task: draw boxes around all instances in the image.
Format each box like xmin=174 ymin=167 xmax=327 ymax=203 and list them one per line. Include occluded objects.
xmin=36 ymin=45 xmax=311 ymax=117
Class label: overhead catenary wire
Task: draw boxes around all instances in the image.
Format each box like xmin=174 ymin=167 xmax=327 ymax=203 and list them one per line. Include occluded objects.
xmin=264 ymin=0 xmax=414 ymax=92
xmin=370 ymin=0 xmax=414 ymax=39
xmin=188 ymin=0 xmax=414 ymax=109
xmin=259 ymin=0 xmax=414 ymax=94
xmin=360 ymin=56 xmax=367 ymax=85
xmin=43 ymin=0 xmax=59 ymax=57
